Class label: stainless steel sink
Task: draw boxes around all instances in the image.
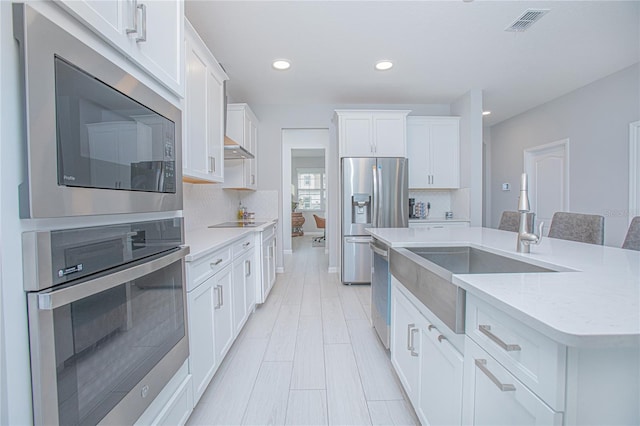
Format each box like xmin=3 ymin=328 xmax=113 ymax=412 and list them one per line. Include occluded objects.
xmin=390 ymin=246 xmax=559 ymax=334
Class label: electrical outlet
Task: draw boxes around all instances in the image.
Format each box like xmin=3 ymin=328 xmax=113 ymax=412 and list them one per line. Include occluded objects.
xmin=502 ymin=183 xmax=510 ymax=191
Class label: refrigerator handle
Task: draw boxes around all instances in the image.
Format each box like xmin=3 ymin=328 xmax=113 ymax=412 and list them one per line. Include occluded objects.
xmin=372 ymin=165 xmax=379 ymax=227
xmin=376 ymin=165 xmax=383 ymax=227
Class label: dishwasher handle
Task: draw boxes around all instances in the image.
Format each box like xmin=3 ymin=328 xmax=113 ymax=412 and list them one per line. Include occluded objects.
xmin=345 ymin=237 xmax=372 ymax=244
xmin=369 ymin=242 xmax=388 ymax=259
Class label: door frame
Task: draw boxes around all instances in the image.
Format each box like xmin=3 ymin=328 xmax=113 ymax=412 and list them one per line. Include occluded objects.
xmin=629 ymin=121 xmax=640 ymax=223
xmin=524 ymin=139 xmax=570 ymax=228
xmin=281 ymin=129 xmax=330 ymax=256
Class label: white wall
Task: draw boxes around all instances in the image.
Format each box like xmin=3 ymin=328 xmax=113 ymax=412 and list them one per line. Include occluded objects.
xmin=489 ymin=64 xmax=640 ymax=246
xmin=252 ymin=103 xmax=451 ymax=271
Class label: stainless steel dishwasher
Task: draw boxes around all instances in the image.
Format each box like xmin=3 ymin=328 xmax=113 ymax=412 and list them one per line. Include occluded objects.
xmin=370 ymin=238 xmax=391 ymax=349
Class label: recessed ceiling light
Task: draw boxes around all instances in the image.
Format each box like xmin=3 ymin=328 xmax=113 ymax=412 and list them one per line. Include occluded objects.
xmin=375 ymin=60 xmax=393 ymax=71
xmin=482 ymin=111 xmax=492 ymax=116
xmin=272 ymin=60 xmax=291 ymax=70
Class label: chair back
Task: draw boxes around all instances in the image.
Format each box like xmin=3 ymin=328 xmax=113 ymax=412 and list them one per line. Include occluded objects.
xmin=622 ymin=217 xmax=640 ymax=251
xmin=548 ymin=212 xmax=604 ymax=245
xmin=313 ymin=214 xmax=326 ymax=229
xmin=497 ymin=211 xmax=534 ymax=233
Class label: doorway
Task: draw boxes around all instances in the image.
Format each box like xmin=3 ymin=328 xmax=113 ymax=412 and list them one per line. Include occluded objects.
xmin=524 ymin=139 xmax=570 ymax=235
xmin=281 ymin=129 xmax=330 ymax=256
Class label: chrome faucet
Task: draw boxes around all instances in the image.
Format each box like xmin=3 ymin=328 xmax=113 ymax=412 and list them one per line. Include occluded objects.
xmin=516 ymin=173 xmax=543 ymax=253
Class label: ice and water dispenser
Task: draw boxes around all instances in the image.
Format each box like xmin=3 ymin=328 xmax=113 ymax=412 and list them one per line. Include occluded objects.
xmin=351 ymin=193 xmax=371 ymax=225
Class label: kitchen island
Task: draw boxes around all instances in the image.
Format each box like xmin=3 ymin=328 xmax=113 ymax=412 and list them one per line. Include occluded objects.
xmin=367 ymin=226 xmax=639 ymax=426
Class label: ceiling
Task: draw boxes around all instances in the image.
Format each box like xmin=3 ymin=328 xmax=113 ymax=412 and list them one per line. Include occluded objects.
xmin=186 ymin=1 xmax=640 ymax=126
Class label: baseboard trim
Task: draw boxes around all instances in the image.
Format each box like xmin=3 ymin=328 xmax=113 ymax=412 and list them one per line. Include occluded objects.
xmin=284 ymin=249 xmax=293 ymax=255
xmin=276 ymin=267 xmax=284 ymax=274
xmin=327 ymin=267 xmax=338 ymax=273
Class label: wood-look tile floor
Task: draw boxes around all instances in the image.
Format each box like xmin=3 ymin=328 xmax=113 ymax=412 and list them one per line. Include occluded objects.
xmin=187 ymin=236 xmax=419 ymax=426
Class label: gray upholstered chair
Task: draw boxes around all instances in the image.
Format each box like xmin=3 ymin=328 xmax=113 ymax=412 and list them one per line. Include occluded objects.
xmin=498 ymin=211 xmax=534 ymax=233
xmin=622 ymin=217 xmax=640 ymax=251
xmin=548 ymin=212 xmax=604 ymax=245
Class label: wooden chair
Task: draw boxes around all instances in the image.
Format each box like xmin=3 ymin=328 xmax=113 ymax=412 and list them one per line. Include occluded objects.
xmin=498 ymin=211 xmax=534 ymax=233
xmin=622 ymin=217 xmax=640 ymax=251
xmin=313 ymin=214 xmax=326 ymax=242
xmin=548 ymin=212 xmax=604 ymax=245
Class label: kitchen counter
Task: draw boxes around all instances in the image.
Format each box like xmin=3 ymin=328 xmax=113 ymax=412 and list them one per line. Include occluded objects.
xmin=185 ymin=219 xmax=277 ymax=262
xmin=409 ymin=218 xmax=470 ymax=223
xmin=367 ymin=226 xmax=640 ymax=347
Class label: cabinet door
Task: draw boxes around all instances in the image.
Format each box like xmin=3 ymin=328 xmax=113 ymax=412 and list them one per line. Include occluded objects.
xmin=214 ymin=265 xmax=234 ymax=361
xmin=390 ymin=287 xmax=421 ymax=404
xmin=465 ymin=340 xmax=563 ymax=426
xmin=407 ymin=118 xmax=431 ymax=188
xmin=340 ymin=115 xmax=373 ymax=157
xmin=232 ymin=256 xmax=248 ymax=334
xmin=417 ymin=325 xmax=464 ymax=426
xmin=268 ymin=238 xmax=277 ymax=291
xmin=187 ymin=278 xmax=216 ymax=405
xmin=206 ymin=67 xmax=225 ymax=182
xmin=129 ymin=0 xmax=183 ymax=96
xmin=429 ymin=118 xmax=460 ymax=188
xmin=184 ymin=35 xmax=208 ymax=177
xmin=373 ymin=113 xmax=406 ymax=157
xmin=244 ymin=250 xmax=256 ymax=315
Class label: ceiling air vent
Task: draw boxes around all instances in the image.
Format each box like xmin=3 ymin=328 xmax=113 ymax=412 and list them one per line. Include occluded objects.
xmin=505 ymin=9 xmax=549 ymax=32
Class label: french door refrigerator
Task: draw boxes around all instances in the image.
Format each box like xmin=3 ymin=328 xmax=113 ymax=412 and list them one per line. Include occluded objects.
xmin=341 ymin=157 xmax=408 ymax=285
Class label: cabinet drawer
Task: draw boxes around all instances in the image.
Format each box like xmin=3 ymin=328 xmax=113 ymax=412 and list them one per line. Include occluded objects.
xmin=466 ymin=294 xmax=566 ymax=411
xmin=466 ymin=338 xmax=563 ymax=426
xmin=186 ymin=247 xmax=232 ymax=291
xmin=232 ymin=236 xmax=255 ymax=257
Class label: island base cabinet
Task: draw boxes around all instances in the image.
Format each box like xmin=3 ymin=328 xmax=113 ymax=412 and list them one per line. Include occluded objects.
xmin=463 ymin=338 xmax=563 ymax=426
xmin=390 ymin=285 xmax=421 ymax=405
xmin=417 ymin=326 xmax=463 ymax=426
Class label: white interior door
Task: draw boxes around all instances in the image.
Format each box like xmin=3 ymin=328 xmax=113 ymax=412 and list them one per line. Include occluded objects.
xmin=524 ymin=140 xmax=569 ymax=235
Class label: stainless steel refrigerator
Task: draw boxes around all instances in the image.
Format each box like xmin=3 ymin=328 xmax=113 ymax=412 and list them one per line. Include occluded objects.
xmin=341 ymin=157 xmax=408 ymax=285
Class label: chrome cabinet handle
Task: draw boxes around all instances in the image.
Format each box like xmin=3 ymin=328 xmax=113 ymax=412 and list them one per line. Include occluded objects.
xmin=243 ymin=241 xmax=251 ymax=248
xmin=219 ymin=284 xmax=224 ymax=307
xmin=479 ymin=325 xmax=521 ymax=352
xmin=428 ymin=324 xmax=437 ymax=331
xmin=209 ymin=156 xmax=215 ymax=173
xmin=210 ymin=259 xmax=223 ymax=268
xmin=369 ymin=242 xmax=388 ymax=258
xmin=125 ymin=0 xmax=138 ymax=34
xmin=437 ymin=335 xmax=447 ymax=343
xmin=135 ymin=3 xmax=147 ymax=43
xmin=406 ymin=323 xmax=414 ymax=351
xmin=475 ymin=359 xmax=516 ymax=392
xmin=214 ymin=285 xmax=222 ymax=309
xmin=245 ymin=260 xmax=251 ymax=277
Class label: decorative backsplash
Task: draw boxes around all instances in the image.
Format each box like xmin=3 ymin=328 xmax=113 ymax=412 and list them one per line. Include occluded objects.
xmin=182 ymin=183 xmax=279 ymax=231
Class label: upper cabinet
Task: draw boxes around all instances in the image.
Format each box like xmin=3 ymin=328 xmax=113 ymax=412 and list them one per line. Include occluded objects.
xmin=183 ymin=19 xmax=228 ymax=183
xmin=57 ymin=0 xmax=184 ymax=97
xmin=336 ymin=110 xmax=410 ymax=158
xmin=224 ymin=104 xmax=259 ymax=190
xmin=407 ymin=116 xmax=460 ymax=189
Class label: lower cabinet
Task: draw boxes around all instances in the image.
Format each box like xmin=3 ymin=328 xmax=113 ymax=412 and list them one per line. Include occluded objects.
xmin=390 ymin=280 xmax=464 ymax=426
xmin=464 ymin=338 xmax=563 ymax=426
xmin=212 ymin=265 xmax=234 ymax=368
xmin=232 ymin=247 xmax=256 ymax=334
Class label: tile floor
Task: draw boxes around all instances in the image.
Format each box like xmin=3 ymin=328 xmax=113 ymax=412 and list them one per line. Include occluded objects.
xmin=187 ymin=235 xmax=419 ymax=426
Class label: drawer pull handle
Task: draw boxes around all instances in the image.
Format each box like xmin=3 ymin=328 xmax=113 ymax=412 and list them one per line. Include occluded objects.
xmin=479 ymin=325 xmax=521 ymax=352
xmin=428 ymin=324 xmax=437 ymax=332
xmin=243 ymin=242 xmax=251 ymax=248
xmin=214 ymin=285 xmax=222 ymax=309
xmin=475 ymin=359 xmax=516 ymax=392
xmin=210 ymin=259 xmax=223 ymax=267
xmin=406 ymin=323 xmax=415 ymax=351
xmin=437 ymin=335 xmax=447 ymax=343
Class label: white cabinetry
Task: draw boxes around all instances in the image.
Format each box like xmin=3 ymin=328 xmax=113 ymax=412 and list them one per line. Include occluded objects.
xmin=224 ymin=104 xmax=258 ymax=190
xmin=258 ymin=223 xmax=277 ymax=304
xmin=183 ymin=19 xmax=228 ymax=183
xmin=336 ymin=110 xmax=410 ymax=158
xmin=407 ymin=116 xmax=460 ymax=189
xmin=58 ymin=0 xmax=184 ymax=96
xmin=390 ymin=280 xmax=464 ymax=426
xmin=231 ymin=236 xmax=256 ymax=334
xmin=213 ymin=265 xmax=234 ymax=362
xmin=408 ymin=221 xmax=469 ymax=229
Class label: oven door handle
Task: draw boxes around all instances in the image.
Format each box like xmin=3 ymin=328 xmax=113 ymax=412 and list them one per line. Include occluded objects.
xmin=37 ymin=246 xmax=189 ymax=310
xmin=369 ymin=242 xmax=388 ymax=259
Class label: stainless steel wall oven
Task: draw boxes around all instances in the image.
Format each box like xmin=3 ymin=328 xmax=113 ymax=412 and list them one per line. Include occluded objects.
xmin=13 ymin=3 xmax=182 ymax=218
xmin=23 ymin=218 xmax=189 ymax=425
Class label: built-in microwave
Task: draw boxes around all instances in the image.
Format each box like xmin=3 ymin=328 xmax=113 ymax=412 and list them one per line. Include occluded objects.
xmin=13 ymin=3 xmax=182 ymax=218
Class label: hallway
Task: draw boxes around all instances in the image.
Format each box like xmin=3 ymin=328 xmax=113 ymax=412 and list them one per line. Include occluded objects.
xmin=187 ymin=235 xmax=418 ymax=425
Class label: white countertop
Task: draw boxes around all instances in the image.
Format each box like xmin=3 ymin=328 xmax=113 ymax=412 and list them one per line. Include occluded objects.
xmin=367 ymin=226 xmax=640 ymax=347
xmin=409 ymin=218 xmax=470 ymax=223
xmin=184 ymin=219 xmax=277 ymax=262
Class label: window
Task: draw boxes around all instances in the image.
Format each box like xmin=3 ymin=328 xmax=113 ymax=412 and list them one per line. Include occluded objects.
xmin=297 ymin=168 xmax=326 ymax=211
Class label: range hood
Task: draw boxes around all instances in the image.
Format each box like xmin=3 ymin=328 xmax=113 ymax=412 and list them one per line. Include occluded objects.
xmin=224 ymin=136 xmax=255 ymax=160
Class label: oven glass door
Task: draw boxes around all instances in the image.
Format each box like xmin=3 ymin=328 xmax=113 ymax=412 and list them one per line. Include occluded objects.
xmin=55 ymin=56 xmax=176 ymax=193
xmin=30 ymin=250 xmax=186 ymax=425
